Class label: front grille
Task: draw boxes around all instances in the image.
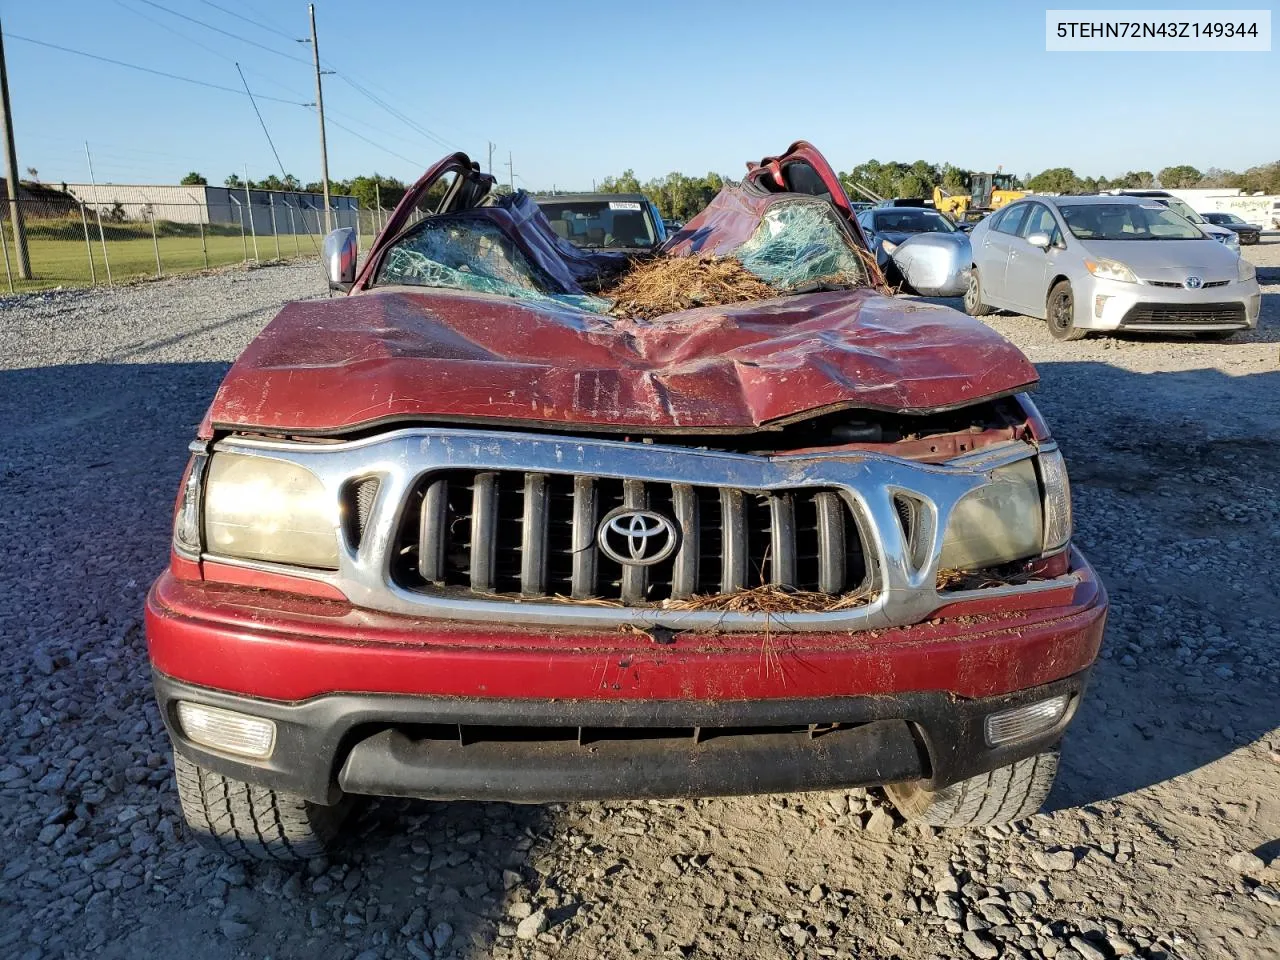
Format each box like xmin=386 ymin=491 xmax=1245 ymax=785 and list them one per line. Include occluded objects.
xmin=1145 ymin=279 xmax=1229 ymax=289
xmin=1121 ymin=301 xmax=1245 ymax=325
xmin=390 ymin=470 xmax=868 ymax=604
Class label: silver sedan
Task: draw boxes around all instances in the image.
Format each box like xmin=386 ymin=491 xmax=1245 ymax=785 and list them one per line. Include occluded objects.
xmin=964 ymin=195 xmax=1261 ymax=341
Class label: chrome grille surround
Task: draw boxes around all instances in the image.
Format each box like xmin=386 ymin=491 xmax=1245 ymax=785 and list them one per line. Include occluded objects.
xmin=200 ymin=428 xmax=1074 ymax=633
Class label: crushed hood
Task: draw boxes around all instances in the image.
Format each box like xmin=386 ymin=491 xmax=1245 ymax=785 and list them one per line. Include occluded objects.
xmin=207 ymin=142 xmax=1037 ymax=437
xmin=205 ymin=287 xmax=1037 ymax=436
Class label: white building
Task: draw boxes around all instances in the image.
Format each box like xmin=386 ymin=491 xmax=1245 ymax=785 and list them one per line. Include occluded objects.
xmin=1163 ymin=187 xmax=1279 ymax=228
xmin=60 ymin=183 xmax=360 ymax=235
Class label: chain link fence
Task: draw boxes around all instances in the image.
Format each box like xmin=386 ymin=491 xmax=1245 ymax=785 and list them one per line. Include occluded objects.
xmin=0 ymin=194 xmax=396 ymax=295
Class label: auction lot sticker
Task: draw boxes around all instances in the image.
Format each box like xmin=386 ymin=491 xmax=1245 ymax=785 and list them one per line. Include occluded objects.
xmin=1046 ymin=9 xmax=1271 ymax=50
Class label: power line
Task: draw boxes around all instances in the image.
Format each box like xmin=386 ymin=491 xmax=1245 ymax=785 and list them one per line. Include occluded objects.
xmin=134 ymin=0 xmax=480 ymax=163
xmin=7 ymin=34 xmax=309 ymax=106
xmin=131 ymin=0 xmax=313 ymax=66
xmin=109 ymin=0 xmax=312 ymax=103
xmin=320 ymin=104 xmax=446 ymax=150
xmin=236 ymin=63 xmax=288 ymax=177
xmin=329 ymin=67 xmax=489 ymax=151
xmin=196 ymin=0 xmax=298 ymax=42
xmin=334 ymin=72 xmax=461 ymax=153
xmin=321 ymin=113 xmax=425 ymax=168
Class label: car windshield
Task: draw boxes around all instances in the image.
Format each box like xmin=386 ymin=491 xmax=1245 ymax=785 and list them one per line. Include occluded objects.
xmin=537 ymin=200 xmax=658 ymax=249
xmin=1059 ymin=202 xmax=1205 ymax=241
xmin=374 ymin=214 xmax=605 ymax=311
xmin=871 ymin=210 xmax=954 ymax=234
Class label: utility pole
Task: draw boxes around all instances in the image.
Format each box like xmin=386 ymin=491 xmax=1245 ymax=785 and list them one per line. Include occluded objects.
xmin=244 ymin=163 xmax=258 ymax=262
xmin=506 ymin=151 xmax=514 ymax=192
xmin=85 ymin=143 xmax=111 ymax=284
xmin=0 ymin=19 xmax=31 ymax=279
xmin=307 ymin=4 xmax=331 ymax=233
xmin=487 ymin=141 xmax=494 ymax=176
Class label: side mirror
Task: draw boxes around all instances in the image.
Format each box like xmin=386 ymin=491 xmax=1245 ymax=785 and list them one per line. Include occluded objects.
xmin=1026 ymin=232 xmax=1052 ymax=250
xmin=323 ymin=227 xmax=357 ymax=292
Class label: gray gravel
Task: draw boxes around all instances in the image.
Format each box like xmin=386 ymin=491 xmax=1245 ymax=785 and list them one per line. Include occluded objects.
xmin=1 ymin=247 xmax=1279 ymax=959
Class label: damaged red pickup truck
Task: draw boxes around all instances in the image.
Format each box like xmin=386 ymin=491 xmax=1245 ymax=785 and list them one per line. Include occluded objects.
xmin=146 ymin=142 xmax=1107 ymax=861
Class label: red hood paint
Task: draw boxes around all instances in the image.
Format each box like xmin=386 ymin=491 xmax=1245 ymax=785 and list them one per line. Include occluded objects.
xmin=205 ymin=287 xmax=1037 ymax=436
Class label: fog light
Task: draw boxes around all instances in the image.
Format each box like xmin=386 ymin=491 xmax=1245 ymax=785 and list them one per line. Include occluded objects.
xmin=176 ymin=702 xmax=276 ymax=759
xmin=1094 ymin=295 xmax=1109 ymax=318
xmin=984 ymin=695 xmax=1069 ymax=747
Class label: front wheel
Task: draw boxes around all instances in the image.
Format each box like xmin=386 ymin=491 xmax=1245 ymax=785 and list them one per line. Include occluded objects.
xmin=1046 ymin=281 xmax=1086 ymax=341
xmin=885 ymin=749 xmax=1059 ymax=827
xmin=174 ymin=752 xmax=349 ymax=861
xmin=963 ymin=269 xmax=995 ymax=316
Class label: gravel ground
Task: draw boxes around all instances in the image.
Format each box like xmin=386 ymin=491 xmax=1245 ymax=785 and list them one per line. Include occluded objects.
xmin=2 ymin=246 xmax=1279 ymax=960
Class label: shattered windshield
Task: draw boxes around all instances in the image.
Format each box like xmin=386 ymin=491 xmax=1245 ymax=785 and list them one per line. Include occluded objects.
xmin=736 ymin=199 xmax=867 ymax=289
xmin=374 ymin=215 xmax=606 ymax=310
xmin=536 ymin=200 xmax=659 ymax=249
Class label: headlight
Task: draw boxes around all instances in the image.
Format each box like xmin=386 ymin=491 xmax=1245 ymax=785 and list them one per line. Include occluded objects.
xmin=940 ymin=459 xmax=1043 ymax=571
xmin=1224 ymin=231 xmax=1240 ymax=249
xmin=1084 ymin=257 xmax=1137 ymax=283
xmin=203 ymin=453 xmax=339 ymax=568
xmin=1238 ymin=257 xmax=1256 ymax=282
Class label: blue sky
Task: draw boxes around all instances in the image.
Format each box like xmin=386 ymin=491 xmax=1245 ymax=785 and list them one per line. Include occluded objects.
xmin=2 ymin=0 xmax=1276 ymax=191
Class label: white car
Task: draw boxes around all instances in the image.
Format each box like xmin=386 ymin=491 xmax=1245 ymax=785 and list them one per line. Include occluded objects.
xmin=964 ymin=196 xmax=1260 ymax=341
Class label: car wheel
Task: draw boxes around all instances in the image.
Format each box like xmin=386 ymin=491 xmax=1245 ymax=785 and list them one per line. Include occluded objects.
xmin=174 ymin=752 xmax=349 ymax=862
xmin=885 ymin=749 xmax=1059 ymax=828
xmin=963 ymin=269 xmax=995 ymax=316
xmin=1195 ymin=330 xmax=1239 ymax=342
xmin=1046 ymin=281 xmax=1086 ymax=341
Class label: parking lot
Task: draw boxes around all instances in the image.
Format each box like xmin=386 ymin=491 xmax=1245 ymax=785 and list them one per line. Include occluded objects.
xmin=1 ymin=242 xmax=1278 ymax=960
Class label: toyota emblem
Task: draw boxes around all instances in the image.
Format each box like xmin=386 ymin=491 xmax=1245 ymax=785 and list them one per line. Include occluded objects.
xmin=1184 ymin=276 xmax=1203 ymax=289
xmin=597 ymin=508 xmax=679 ymax=566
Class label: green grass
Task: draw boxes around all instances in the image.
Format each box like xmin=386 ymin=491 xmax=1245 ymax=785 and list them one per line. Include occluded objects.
xmin=1 ymin=227 xmax=320 ymax=293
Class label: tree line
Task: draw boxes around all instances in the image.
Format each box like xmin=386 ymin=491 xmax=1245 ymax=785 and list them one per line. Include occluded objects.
xmin=178 ymin=156 xmax=1279 ymax=222
xmin=182 ymin=171 xmax=410 ymax=212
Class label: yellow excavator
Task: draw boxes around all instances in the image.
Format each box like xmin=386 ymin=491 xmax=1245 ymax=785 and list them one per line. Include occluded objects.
xmin=933 ymin=173 xmax=1026 ymax=221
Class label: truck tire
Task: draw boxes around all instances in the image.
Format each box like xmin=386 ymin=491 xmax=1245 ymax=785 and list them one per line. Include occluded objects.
xmin=885 ymin=749 xmax=1058 ymax=828
xmin=1046 ymin=281 xmax=1086 ymax=341
xmin=174 ymin=752 xmax=348 ymax=861
xmin=963 ymin=269 xmax=995 ymax=316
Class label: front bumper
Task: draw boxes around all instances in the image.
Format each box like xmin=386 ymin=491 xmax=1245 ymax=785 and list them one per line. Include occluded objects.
xmin=147 ymin=551 xmax=1106 ymax=805
xmin=154 ymin=669 xmax=1089 ymax=806
xmin=1076 ymin=275 xmax=1260 ymax=332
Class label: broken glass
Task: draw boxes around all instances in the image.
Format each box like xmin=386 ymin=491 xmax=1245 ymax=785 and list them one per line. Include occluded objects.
xmin=734 ymin=198 xmax=866 ymax=289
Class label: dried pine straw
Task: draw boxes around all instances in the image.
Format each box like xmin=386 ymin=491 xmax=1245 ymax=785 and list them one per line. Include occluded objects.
xmin=660 ymin=584 xmax=871 ymax=614
xmin=936 ymin=567 xmax=1043 ymax=592
xmin=602 ymin=255 xmax=778 ymax=320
